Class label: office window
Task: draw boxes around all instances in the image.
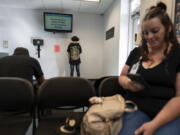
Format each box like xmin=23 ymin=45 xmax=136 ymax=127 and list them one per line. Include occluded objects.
xmin=130 ymin=0 xmax=140 ymax=13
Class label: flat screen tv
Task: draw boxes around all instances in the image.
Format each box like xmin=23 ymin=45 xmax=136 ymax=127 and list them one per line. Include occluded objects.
xmin=44 ymin=12 xmax=73 ymax=33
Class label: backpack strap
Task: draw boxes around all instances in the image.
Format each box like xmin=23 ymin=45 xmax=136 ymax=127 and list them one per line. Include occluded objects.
xmin=124 ymin=100 xmax=138 ymax=113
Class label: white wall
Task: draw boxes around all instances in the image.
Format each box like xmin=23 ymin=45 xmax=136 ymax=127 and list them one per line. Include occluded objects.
xmin=103 ymin=0 xmax=120 ymax=76
xmin=0 ymin=8 xmax=104 ymax=79
xmin=103 ymin=0 xmax=129 ymax=76
xmin=119 ymin=0 xmax=129 ymax=74
xmin=3 ymin=0 xmax=174 ymax=79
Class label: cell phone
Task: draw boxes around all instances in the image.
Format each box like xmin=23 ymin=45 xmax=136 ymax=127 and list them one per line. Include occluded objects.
xmin=127 ymin=73 xmax=149 ymax=88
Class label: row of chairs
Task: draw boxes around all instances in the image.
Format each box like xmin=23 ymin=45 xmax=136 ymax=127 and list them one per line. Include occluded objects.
xmin=0 ymin=76 xmax=122 ymax=135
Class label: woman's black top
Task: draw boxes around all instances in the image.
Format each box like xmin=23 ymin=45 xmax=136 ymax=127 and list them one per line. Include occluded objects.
xmin=125 ymin=46 xmax=180 ymax=118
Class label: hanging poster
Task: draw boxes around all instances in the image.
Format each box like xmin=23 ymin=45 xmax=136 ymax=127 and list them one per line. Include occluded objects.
xmin=54 ymin=45 xmax=60 ymax=53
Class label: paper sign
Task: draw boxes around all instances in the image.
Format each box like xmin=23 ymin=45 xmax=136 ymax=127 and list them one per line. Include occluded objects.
xmin=54 ymin=45 xmax=60 ymax=52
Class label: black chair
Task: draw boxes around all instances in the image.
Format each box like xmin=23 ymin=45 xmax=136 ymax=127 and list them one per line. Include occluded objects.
xmin=0 ymin=77 xmax=35 ymax=135
xmin=94 ymin=76 xmax=112 ymax=96
xmin=36 ymin=77 xmax=96 ymax=135
xmin=98 ymin=76 xmax=125 ymax=97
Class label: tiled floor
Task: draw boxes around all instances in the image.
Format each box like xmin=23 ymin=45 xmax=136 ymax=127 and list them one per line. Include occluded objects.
xmin=25 ymin=121 xmax=33 ymax=135
xmin=25 ymin=109 xmax=84 ymax=135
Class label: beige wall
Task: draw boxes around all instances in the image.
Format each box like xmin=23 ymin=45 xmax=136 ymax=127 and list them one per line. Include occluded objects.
xmin=140 ymin=0 xmax=175 ymax=21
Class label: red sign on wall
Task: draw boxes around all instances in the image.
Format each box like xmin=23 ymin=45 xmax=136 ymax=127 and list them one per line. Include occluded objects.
xmin=54 ymin=45 xmax=60 ymax=53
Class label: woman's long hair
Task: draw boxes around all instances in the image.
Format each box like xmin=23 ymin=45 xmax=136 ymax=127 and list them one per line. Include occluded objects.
xmin=140 ymin=2 xmax=179 ymax=62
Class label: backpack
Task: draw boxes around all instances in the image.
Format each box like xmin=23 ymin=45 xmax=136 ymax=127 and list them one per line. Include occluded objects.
xmin=81 ymin=94 xmax=137 ymax=135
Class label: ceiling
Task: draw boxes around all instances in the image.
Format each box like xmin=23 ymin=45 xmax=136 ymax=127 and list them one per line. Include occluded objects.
xmin=0 ymin=0 xmax=114 ymax=14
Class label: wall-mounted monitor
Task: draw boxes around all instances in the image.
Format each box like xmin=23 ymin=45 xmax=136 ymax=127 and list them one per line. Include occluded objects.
xmin=44 ymin=12 xmax=73 ymax=33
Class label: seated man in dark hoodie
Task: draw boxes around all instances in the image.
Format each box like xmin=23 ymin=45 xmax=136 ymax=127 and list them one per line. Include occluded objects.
xmin=0 ymin=47 xmax=45 ymax=86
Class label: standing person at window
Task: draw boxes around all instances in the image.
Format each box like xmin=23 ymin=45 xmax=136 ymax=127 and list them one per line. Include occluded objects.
xmin=0 ymin=47 xmax=45 ymax=87
xmin=67 ymin=36 xmax=82 ymax=77
xmin=118 ymin=2 xmax=180 ymax=135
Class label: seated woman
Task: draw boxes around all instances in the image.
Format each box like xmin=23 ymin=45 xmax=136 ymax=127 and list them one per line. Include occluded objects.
xmin=118 ymin=2 xmax=180 ymax=135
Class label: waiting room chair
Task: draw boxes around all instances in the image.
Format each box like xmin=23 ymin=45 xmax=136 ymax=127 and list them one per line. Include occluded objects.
xmin=35 ymin=77 xmax=96 ymax=135
xmin=0 ymin=77 xmax=35 ymax=135
xmin=98 ymin=76 xmax=125 ymax=97
xmin=94 ymin=76 xmax=112 ymax=96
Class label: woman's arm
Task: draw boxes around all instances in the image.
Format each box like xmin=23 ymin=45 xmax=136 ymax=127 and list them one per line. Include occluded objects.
xmin=119 ymin=65 xmax=144 ymax=91
xmin=119 ymin=65 xmax=131 ymax=89
xmin=135 ymin=73 xmax=180 ymax=135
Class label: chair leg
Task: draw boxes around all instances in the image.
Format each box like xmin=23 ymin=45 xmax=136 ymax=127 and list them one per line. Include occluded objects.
xmin=32 ymin=106 xmax=37 ymax=135
xmin=32 ymin=118 xmax=36 ymax=135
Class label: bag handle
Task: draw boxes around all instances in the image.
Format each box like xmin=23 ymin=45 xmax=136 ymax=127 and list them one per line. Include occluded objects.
xmin=124 ymin=100 xmax=138 ymax=113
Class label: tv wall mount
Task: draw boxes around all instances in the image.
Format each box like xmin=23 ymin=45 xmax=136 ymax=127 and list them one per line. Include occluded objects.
xmin=33 ymin=39 xmax=44 ymax=58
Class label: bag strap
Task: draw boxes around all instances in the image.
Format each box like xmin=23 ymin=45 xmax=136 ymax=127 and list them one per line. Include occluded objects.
xmin=124 ymin=100 xmax=138 ymax=113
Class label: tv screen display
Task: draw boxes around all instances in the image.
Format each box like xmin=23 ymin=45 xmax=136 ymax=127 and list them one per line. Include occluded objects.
xmin=44 ymin=12 xmax=73 ymax=33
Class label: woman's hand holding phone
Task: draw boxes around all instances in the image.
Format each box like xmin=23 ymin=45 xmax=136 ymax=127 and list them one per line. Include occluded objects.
xmin=128 ymin=79 xmax=144 ymax=91
xmin=120 ymin=75 xmax=144 ymax=92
